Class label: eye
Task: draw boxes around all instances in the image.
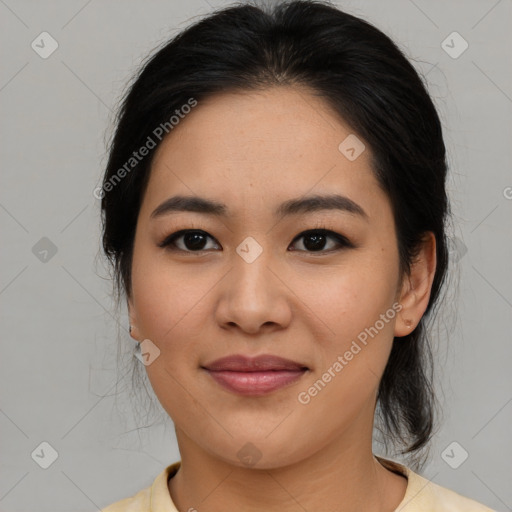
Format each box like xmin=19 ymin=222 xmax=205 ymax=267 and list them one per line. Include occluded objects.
xmin=289 ymin=228 xmax=353 ymax=253
xmin=158 ymin=227 xmax=354 ymax=254
xmin=158 ymin=230 xmax=220 ymax=252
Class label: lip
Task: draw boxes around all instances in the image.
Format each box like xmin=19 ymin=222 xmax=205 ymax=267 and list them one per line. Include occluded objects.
xmin=202 ymin=354 xmax=309 ymax=396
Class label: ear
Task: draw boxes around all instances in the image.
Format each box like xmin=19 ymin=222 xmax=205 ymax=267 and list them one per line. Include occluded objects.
xmin=127 ymin=296 xmax=141 ymax=342
xmin=394 ymin=232 xmax=437 ymax=338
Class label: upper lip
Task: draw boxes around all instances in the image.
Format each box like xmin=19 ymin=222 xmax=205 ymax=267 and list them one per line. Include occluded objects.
xmin=202 ymin=354 xmax=308 ymax=372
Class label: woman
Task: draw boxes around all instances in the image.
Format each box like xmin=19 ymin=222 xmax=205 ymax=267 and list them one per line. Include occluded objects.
xmin=99 ymin=1 xmax=495 ymax=510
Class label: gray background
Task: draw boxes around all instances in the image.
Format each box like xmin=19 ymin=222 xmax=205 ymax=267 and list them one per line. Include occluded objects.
xmin=1 ymin=0 xmax=511 ymax=511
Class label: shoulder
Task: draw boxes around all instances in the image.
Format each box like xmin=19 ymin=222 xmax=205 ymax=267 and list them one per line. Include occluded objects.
xmin=101 ymin=486 xmax=151 ymax=512
xmin=377 ymin=457 xmax=496 ymax=512
xmin=401 ymin=470 xmax=496 ymax=511
xmin=100 ymin=462 xmax=180 ymax=512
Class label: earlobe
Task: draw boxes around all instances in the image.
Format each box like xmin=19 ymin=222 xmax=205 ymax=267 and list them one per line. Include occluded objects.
xmin=127 ymin=298 xmax=140 ymax=342
xmin=129 ymin=325 xmax=140 ymax=342
xmin=394 ymin=232 xmax=437 ymax=338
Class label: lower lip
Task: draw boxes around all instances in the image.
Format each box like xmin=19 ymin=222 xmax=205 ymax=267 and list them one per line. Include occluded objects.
xmin=205 ymin=369 xmax=307 ymax=396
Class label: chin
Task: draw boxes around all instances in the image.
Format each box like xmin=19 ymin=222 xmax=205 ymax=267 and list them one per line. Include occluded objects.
xmin=204 ymin=432 xmax=317 ymax=471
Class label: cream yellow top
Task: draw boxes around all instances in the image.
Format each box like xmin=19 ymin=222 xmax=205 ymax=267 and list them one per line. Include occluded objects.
xmin=101 ymin=456 xmax=495 ymax=511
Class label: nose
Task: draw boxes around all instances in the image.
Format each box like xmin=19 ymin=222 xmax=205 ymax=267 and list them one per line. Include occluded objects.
xmin=214 ymin=250 xmax=292 ymax=335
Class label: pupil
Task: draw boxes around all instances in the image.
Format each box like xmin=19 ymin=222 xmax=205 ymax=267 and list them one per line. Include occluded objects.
xmin=304 ymin=233 xmax=326 ymax=251
xmin=185 ymin=232 xmax=206 ymax=250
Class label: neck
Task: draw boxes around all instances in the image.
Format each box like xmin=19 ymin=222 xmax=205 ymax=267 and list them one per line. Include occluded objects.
xmin=168 ymin=418 xmax=407 ymax=511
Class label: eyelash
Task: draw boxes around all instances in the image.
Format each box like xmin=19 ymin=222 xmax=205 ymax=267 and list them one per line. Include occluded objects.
xmin=157 ymin=223 xmax=354 ymax=254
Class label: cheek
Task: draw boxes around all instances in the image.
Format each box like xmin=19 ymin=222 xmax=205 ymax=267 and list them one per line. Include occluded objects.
xmin=130 ymin=260 xmax=209 ymax=407
xmin=293 ymin=256 xmax=398 ymax=336
xmin=298 ymin=257 xmax=399 ymax=389
xmin=131 ymin=249 xmax=216 ymax=351
xmin=296 ymin=274 xmax=398 ymax=422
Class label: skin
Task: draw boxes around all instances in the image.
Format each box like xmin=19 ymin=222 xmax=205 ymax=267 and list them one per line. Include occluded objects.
xmin=128 ymin=86 xmax=437 ymax=512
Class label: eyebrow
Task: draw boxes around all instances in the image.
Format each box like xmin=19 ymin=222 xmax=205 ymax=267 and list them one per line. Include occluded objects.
xmin=150 ymin=193 xmax=369 ymax=221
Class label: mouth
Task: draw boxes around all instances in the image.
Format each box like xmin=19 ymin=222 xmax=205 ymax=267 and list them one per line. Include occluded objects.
xmin=201 ymin=354 xmax=309 ymax=396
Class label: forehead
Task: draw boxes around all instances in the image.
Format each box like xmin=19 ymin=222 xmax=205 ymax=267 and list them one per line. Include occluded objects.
xmin=143 ymin=86 xmax=388 ymax=222
xmin=154 ymin=86 xmax=360 ymax=167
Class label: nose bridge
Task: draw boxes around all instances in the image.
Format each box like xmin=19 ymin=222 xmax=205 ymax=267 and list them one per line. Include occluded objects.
xmin=215 ymin=234 xmax=291 ymax=333
xmin=231 ymin=234 xmax=273 ymax=298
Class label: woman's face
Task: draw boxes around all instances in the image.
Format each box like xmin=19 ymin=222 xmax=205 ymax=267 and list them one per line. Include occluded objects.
xmin=129 ymin=86 xmax=414 ymax=468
